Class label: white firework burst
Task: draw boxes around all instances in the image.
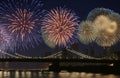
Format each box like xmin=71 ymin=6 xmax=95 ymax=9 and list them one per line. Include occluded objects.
xmin=87 ymin=8 xmax=120 ymax=47
xmin=77 ymin=21 xmax=98 ymax=44
xmin=96 ymin=30 xmax=117 ymax=47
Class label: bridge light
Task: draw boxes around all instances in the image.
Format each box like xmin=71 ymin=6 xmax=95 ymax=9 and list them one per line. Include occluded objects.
xmin=109 ymin=63 xmax=114 ymax=66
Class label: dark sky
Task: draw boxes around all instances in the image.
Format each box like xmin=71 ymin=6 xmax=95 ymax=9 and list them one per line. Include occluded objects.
xmin=18 ymin=0 xmax=120 ymax=57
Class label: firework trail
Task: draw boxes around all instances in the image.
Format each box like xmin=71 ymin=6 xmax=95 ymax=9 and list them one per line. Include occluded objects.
xmin=42 ymin=7 xmax=78 ymax=47
xmin=77 ymin=21 xmax=97 ymax=44
xmin=0 ymin=0 xmax=45 ymax=50
xmin=87 ymin=8 xmax=120 ymax=47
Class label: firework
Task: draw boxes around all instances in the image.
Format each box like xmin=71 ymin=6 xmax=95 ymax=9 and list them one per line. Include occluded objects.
xmin=96 ymin=30 xmax=117 ymax=47
xmin=6 ymin=9 xmax=36 ymax=41
xmin=87 ymin=8 xmax=120 ymax=47
xmin=87 ymin=8 xmax=114 ymax=22
xmin=87 ymin=8 xmax=114 ymax=31
xmin=42 ymin=7 xmax=78 ymax=47
xmin=87 ymin=8 xmax=119 ymax=31
xmin=0 ymin=0 xmax=45 ymax=50
xmin=77 ymin=21 xmax=97 ymax=44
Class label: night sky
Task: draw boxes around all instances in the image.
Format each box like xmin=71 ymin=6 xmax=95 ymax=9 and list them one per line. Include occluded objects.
xmin=17 ymin=0 xmax=120 ymax=57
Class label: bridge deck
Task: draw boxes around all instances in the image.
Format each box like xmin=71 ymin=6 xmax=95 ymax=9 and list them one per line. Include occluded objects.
xmin=0 ymin=58 xmax=119 ymax=63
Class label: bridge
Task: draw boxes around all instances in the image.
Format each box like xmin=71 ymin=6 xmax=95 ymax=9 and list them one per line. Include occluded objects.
xmin=0 ymin=48 xmax=119 ymax=72
xmin=0 ymin=48 xmax=118 ymax=64
xmin=0 ymin=48 xmax=117 ymax=60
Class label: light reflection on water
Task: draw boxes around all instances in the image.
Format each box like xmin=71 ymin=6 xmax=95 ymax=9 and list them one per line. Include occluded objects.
xmin=0 ymin=71 xmax=119 ymax=78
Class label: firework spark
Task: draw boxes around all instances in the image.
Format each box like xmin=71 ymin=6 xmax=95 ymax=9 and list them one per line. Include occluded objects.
xmin=77 ymin=21 xmax=97 ymax=44
xmin=0 ymin=0 xmax=45 ymax=50
xmin=42 ymin=7 xmax=78 ymax=47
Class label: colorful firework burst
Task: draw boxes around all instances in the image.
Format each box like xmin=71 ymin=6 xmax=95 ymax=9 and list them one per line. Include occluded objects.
xmin=0 ymin=0 xmax=45 ymax=50
xmin=6 ymin=9 xmax=37 ymax=41
xmin=42 ymin=7 xmax=78 ymax=47
xmin=87 ymin=8 xmax=120 ymax=47
xmin=77 ymin=21 xmax=97 ymax=44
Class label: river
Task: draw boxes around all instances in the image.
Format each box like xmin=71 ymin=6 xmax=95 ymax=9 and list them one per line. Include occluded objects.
xmin=0 ymin=71 xmax=119 ymax=78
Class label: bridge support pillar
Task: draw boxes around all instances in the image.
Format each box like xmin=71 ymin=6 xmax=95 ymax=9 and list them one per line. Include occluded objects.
xmin=5 ymin=62 xmax=9 ymax=71
xmin=113 ymin=63 xmax=120 ymax=73
xmin=49 ymin=61 xmax=61 ymax=72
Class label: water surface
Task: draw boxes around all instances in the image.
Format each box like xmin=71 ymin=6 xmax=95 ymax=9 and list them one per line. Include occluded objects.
xmin=0 ymin=71 xmax=120 ymax=78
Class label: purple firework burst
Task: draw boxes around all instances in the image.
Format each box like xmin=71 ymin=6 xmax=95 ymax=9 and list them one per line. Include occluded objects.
xmin=0 ymin=26 xmax=14 ymax=51
xmin=0 ymin=0 xmax=45 ymax=50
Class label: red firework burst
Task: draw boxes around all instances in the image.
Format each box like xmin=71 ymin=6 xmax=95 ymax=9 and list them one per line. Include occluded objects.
xmin=6 ymin=9 xmax=37 ymax=41
xmin=42 ymin=7 xmax=78 ymax=47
